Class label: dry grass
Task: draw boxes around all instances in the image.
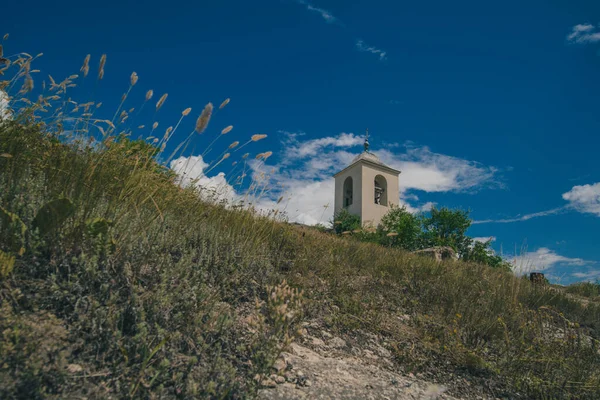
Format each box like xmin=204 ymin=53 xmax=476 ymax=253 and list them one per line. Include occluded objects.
xmin=195 ymin=102 xmax=213 ymax=134
xmin=0 ymin=43 xmax=599 ymax=400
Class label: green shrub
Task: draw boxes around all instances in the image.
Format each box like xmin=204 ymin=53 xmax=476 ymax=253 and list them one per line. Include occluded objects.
xmin=331 ymin=208 xmax=361 ymax=234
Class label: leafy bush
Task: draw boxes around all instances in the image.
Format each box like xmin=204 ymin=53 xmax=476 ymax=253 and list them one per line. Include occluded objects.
xmin=378 ymin=205 xmax=421 ymax=250
xmin=332 ymin=205 xmax=512 ymax=271
xmin=332 ymin=208 xmax=361 ymax=234
xmin=420 ymin=207 xmax=472 ymax=256
xmin=462 ymin=239 xmax=512 ymax=272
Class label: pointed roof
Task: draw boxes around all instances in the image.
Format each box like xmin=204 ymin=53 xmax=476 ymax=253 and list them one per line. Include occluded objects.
xmin=334 ymin=129 xmax=401 ymax=177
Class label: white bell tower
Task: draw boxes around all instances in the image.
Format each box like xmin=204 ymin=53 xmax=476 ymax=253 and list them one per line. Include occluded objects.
xmin=333 ymin=130 xmax=401 ymax=227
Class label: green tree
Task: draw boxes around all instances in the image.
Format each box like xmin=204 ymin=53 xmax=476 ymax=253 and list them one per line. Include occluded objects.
xmin=378 ymin=205 xmax=422 ymax=250
xmin=421 ymin=207 xmax=472 ymax=256
xmin=463 ymin=239 xmax=512 ymax=272
xmin=331 ymin=209 xmax=361 ymax=234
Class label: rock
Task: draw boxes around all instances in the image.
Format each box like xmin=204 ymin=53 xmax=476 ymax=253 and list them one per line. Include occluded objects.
xmin=275 ymin=375 xmax=286 ymax=384
xmin=398 ymin=314 xmax=411 ymax=322
xmin=282 ymin=352 xmax=294 ymax=367
xmin=375 ymin=345 xmax=392 ymax=358
xmin=321 ymin=330 xmax=333 ymax=339
xmin=363 ymin=349 xmax=378 ymax=360
xmin=424 ymin=384 xmax=447 ymax=399
xmin=273 ymin=359 xmax=287 ymax=372
xmin=412 ymin=246 xmax=457 ymax=262
xmin=261 ymin=378 xmax=277 ymax=388
xmin=66 ymin=364 xmax=83 ymax=374
xmin=329 ymin=336 xmax=346 ymax=349
xmin=311 ymin=337 xmax=325 ymax=347
xmin=297 ymin=328 xmax=308 ymax=337
xmin=296 ymin=373 xmax=310 ymax=387
xmin=284 ymin=371 xmax=295 ymax=382
xmin=296 ymin=370 xmax=305 ymax=378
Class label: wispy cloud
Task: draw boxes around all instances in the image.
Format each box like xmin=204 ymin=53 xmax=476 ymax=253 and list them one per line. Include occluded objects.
xmin=567 ymin=23 xmax=600 ymax=44
xmin=572 ymin=269 xmax=600 ymax=281
xmin=290 ymin=2 xmax=388 ymax=61
xmin=473 ymin=207 xmax=566 ymax=225
xmin=294 ymin=0 xmax=337 ymax=23
xmin=356 ymin=40 xmax=387 ymax=61
xmin=474 ymin=181 xmax=600 ymax=224
xmin=512 ymin=247 xmax=592 ymax=276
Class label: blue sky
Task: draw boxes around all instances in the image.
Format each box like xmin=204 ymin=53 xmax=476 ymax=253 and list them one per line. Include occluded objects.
xmin=3 ymin=0 xmax=600 ymax=284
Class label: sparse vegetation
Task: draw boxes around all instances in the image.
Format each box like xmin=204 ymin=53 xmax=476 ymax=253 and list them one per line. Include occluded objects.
xmin=566 ymin=281 xmax=600 ymax=299
xmin=1 ymin=43 xmax=600 ymax=399
xmin=333 ymin=205 xmax=513 ymax=271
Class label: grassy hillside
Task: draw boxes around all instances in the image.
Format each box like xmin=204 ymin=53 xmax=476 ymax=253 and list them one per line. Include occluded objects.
xmin=1 ymin=52 xmax=600 ymax=399
xmin=565 ymin=282 xmax=600 ymax=299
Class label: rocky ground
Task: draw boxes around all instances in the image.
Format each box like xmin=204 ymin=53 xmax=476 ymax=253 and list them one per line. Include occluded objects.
xmin=258 ymin=321 xmax=506 ymax=400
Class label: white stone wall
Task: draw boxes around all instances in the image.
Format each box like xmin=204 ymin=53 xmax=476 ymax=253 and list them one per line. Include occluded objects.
xmin=334 ymin=162 xmax=363 ymax=220
xmin=334 ymin=159 xmax=399 ymax=228
xmin=360 ymin=163 xmax=399 ymax=228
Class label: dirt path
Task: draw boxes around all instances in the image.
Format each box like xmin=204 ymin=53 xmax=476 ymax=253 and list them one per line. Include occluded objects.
xmin=258 ymin=342 xmax=456 ymax=400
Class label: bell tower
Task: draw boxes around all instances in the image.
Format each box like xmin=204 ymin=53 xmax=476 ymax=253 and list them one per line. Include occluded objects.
xmin=333 ymin=130 xmax=401 ymax=227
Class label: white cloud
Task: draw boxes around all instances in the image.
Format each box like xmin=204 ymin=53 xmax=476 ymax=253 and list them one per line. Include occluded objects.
xmin=472 ymin=207 xmax=566 ymax=225
xmin=282 ymin=131 xmax=363 ymax=160
xmin=567 ymin=23 xmax=600 ymax=44
xmin=294 ymin=0 xmax=337 ymax=23
xmin=263 ymin=133 xmax=498 ymax=224
xmin=257 ymin=178 xmax=335 ymax=225
xmin=472 ymin=236 xmax=496 ymax=243
xmin=474 ymin=182 xmax=600 ymax=225
xmin=0 ymin=90 xmax=11 ymax=120
xmin=278 ymin=133 xmax=501 ymax=195
xmin=572 ymin=270 xmax=600 ymax=281
xmin=356 ymin=40 xmax=387 ymax=61
xmin=170 ymin=132 xmax=501 ymax=226
xmin=511 ymin=247 xmax=590 ymax=275
xmin=562 ymin=182 xmax=600 ymax=216
xmin=170 ymin=155 xmax=237 ymax=203
xmin=377 ymin=146 xmax=502 ymax=193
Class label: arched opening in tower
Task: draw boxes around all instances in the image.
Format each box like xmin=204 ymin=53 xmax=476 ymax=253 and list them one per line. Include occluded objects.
xmin=343 ymin=176 xmax=353 ymax=207
xmin=374 ymin=175 xmax=388 ymax=206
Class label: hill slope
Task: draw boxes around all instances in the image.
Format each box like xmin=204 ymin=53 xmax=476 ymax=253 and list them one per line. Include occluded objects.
xmin=1 ymin=119 xmax=600 ymax=399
